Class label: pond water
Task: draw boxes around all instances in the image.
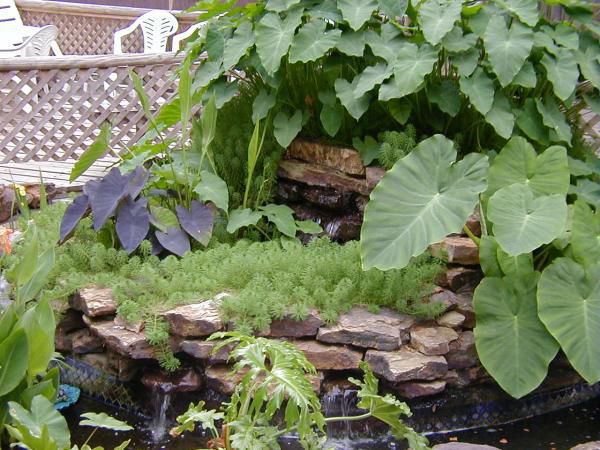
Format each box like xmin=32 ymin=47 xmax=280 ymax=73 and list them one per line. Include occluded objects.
xmin=64 ymin=394 xmax=600 ymax=449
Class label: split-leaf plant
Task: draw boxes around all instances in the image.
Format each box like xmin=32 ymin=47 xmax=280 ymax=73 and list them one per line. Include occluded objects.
xmin=179 ymin=0 xmax=599 ymax=155
xmin=170 ymin=332 xmax=429 ymax=450
xmin=361 ymin=133 xmax=600 ymax=399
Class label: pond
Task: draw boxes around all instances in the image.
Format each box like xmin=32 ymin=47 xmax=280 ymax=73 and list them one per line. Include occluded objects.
xmin=64 ymin=393 xmax=600 ymax=449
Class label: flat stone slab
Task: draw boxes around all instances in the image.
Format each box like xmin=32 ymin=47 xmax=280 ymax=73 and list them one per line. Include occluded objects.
xmin=163 ymin=299 xmax=224 ymax=337
xmin=446 ymin=331 xmax=478 ymax=369
xmin=286 ymin=139 xmax=365 ymax=176
xmin=141 ymin=368 xmax=203 ymax=393
xmin=395 ymin=380 xmax=446 ymax=398
xmin=366 ymin=166 xmax=386 ymax=191
xmin=267 ymin=310 xmax=324 ymax=338
xmin=292 ymin=340 xmax=363 ymax=370
xmin=278 ymin=159 xmax=370 ymax=195
xmin=438 ymin=267 xmax=482 ymax=292
xmin=70 ymin=328 xmax=104 ymax=354
xmin=433 ymin=444 xmax=500 ymax=450
xmin=431 ymin=236 xmax=480 ymax=265
xmin=180 ymin=339 xmax=232 ymax=363
xmin=436 ymin=311 xmax=465 ymax=328
xmin=317 ymin=307 xmax=414 ymax=350
xmin=70 ymin=287 xmax=117 ymax=318
xmin=86 ymin=319 xmax=155 ymax=359
xmin=365 ymin=348 xmax=447 ymax=382
xmin=410 ymin=326 xmax=459 ymax=356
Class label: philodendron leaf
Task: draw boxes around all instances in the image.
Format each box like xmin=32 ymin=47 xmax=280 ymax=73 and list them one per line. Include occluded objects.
xmin=195 ymin=171 xmax=229 ymax=212
xmin=488 ymin=184 xmax=567 ymax=255
xmin=353 ymin=63 xmax=394 ymax=97
xmin=352 ymin=136 xmax=380 ymax=165
xmin=474 ymin=273 xmax=559 ymax=399
xmin=512 ymin=61 xmax=537 ymax=88
xmin=116 ymin=197 xmax=150 ymax=254
xmin=9 ymin=396 xmax=71 ymax=449
xmin=338 ymin=0 xmax=377 ymax=31
xmin=486 ymin=137 xmax=570 ymax=197
xmin=495 ymin=0 xmax=539 ymax=26
xmin=535 ymin=95 xmax=572 ymax=145
xmin=459 ymin=68 xmax=495 ymax=115
xmin=320 ymin=102 xmax=344 ymax=137
xmin=419 ymin=0 xmax=462 ymax=46
xmin=378 ymin=0 xmax=408 ymax=17
xmin=149 ymin=205 xmax=179 ymax=232
xmin=255 ymin=10 xmax=303 ymax=75
xmin=485 ymin=91 xmax=515 ymax=139
xmin=538 ymin=258 xmax=600 ymax=384
xmin=289 ymin=20 xmax=341 ymax=63
xmin=571 ymin=200 xmax=600 ymax=267
xmin=336 ymin=30 xmax=366 ymax=56
xmin=80 ymin=412 xmax=133 ymax=431
xmin=361 ymin=134 xmax=488 ymax=270
xmin=59 ymin=194 xmax=90 ymax=243
xmin=335 ymin=78 xmax=371 ymax=120
xmin=426 ymin=80 xmax=461 ymax=117
xmin=442 ymin=27 xmax=478 ymax=53
xmin=479 ymin=235 xmax=534 ymax=277
xmin=155 ymin=226 xmax=190 ymax=257
xmin=265 ymin=0 xmax=301 ymax=12
xmin=260 ymin=204 xmax=297 ymax=237
xmin=570 ymin=179 xmax=600 ymax=208
xmin=222 ymin=21 xmax=255 ymax=70
xmin=387 ymin=98 xmax=412 ymax=124
xmin=90 ymin=168 xmax=131 ymax=231
xmin=483 ymin=15 xmax=533 ymax=87
xmin=541 ymin=48 xmax=579 ymax=101
xmin=452 ymin=48 xmax=479 ymax=77
xmin=252 ymin=89 xmax=277 ymax=123
xmin=393 ymin=43 xmax=438 ymax=98
xmin=516 ymin=99 xmax=549 ymax=145
xmin=227 ymin=208 xmax=262 ymax=234
xmin=176 ymin=200 xmax=214 ymax=246
xmin=273 ymin=110 xmax=303 ymax=148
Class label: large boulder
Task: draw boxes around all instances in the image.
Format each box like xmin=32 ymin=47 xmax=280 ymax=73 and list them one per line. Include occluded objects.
xmin=365 ymin=348 xmax=447 ymax=383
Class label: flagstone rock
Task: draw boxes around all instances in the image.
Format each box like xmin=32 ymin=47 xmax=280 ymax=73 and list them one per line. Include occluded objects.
xmin=278 ymin=160 xmax=370 ymax=195
xmin=286 ymin=140 xmax=365 ymax=176
xmin=301 ymin=185 xmax=354 ymax=210
xmin=366 ymin=166 xmax=386 ymax=191
xmin=70 ymin=287 xmax=117 ymax=318
xmin=86 ymin=319 xmax=155 ymax=359
xmin=141 ymin=368 xmax=203 ymax=393
xmin=446 ymin=331 xmax=478 ymax=369
xmin=465 ymin=209 xmax=482 ymax=237
xmin=58 ymin=309 xmax=86 ymax=333
xmin=365 ymin=348 xmax=447 ymax=382
xmin=433 ymin=444 xmax=501 ymax=450
xmin=163 ymin=299 xmax=224 ymax=337
xmin=437 ymin=267 xmax=483 ymax=292
xmin=395 ymin=380 xmax=446 ymax=398
xmin=70 ymin=328 xmax=104 ymax=354
xmin=436 ymin=311 xmax=466 ymax=329
xmin=267 ymin=310 xmax=324 ymax=338
xmin=317 ymin=307 xmax=415 ymax=350
xmin=431 ymin=236 xmax=480 ymax=265
xmin=292 ymin=340 xmax=363 ymax=370
xmin=410 ymin=326 xmax=459 ymax=356
xmin=444 ymin=369 xmax=471 ymax=388
xmin=180 ymin=339 xmax=232 ymax=364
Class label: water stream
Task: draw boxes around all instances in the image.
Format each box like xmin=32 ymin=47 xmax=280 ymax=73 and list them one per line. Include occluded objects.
xmin=149 ymin=390 xmax=172 ymax=443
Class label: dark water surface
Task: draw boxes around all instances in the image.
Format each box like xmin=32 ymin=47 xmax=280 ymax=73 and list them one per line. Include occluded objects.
xmin=64 ymin=395 xmax=600 ymax=450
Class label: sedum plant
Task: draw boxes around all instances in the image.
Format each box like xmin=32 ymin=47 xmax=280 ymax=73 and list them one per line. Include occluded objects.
xmin=170 ymin=332 xmax=429 ymax=450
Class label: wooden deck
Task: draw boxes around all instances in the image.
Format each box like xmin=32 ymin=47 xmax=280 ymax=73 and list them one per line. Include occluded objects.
xmin=0 ymin=156 xmax=118 ymax=190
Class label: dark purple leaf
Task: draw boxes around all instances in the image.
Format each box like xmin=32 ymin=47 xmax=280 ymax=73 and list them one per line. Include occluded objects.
xmin=176 ymin=200 xmax=214 ymax=247
xmin=116 ymin=196 xmax=150 ymax=254
xmin=83 ymin=179 xmax=101 ymax=198
xmin=125 ymin=166 xmax=149 ymax=199
xmin=155 ymin=226 xmax=190 ymax=256
xmin=90 ymin=168 xmax=130 ymax=231
xmin=59 ymin=194 xmax=90 ymax=244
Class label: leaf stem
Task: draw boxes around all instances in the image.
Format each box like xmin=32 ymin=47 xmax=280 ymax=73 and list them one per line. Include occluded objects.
xmin=463 ymin=224 xmax=480 ymax=246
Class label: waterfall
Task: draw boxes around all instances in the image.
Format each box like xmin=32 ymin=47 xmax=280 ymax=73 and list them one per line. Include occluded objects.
xmin=149 ymin=390 xmax=172 ymax=443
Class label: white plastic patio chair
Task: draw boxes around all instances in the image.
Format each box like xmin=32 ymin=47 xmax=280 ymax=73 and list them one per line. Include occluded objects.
xmin=0 ymin=25 xmax=58 ymax=57
xmin=172 ymin=22 xmax=207 ymax=51
xmin=0 ymin=0 xmax=62 ymax=55
xmin=113 ymin=10 xmax=179 ymax=54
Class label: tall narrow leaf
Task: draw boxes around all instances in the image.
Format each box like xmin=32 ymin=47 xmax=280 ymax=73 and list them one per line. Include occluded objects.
xmin=70 ymin=123 xmax=111 ymax=182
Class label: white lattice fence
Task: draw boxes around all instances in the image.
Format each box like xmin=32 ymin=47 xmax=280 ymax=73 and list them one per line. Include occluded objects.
xmin=0 ymin=53 xmax=185 ymax=163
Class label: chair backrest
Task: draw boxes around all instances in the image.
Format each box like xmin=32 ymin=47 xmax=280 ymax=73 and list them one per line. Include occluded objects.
xmin=0 ymin=0 xmax=24 ymax=43
xmin=114 ymin=10 xmax=178 ymax=54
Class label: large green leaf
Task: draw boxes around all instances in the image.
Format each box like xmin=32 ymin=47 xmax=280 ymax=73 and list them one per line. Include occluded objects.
xmin=378 ymin=0 xmax=408 ymax=17
xmin=387 ymin=98 xmax=412 ymax=124
xmin=419 ymin=0 xmax=462 ymax=45
xmin=365 ymin=24 xmax=404 ymax=62
xmin=222 ymin=21 xmax=255 ymax=70
xmin=9 ymin=396 xmax=71 ymax=449
xmin=459 ymin=68 xmax=495 ymax=115
xmin=442 ymin=27 xmax=478 ymax=52
xmin=70 ymin=123 xmax=111 ymax=182
xmin=494 ymin=0 xmax=539 ymax=26
xmin=488 ymin=184 xmax=567 ymax=255
xmin=483 ymin=16 xmax=533 ymax=87
xmin=353 ymin=63 xmax=394 ymax=97
xmin=577 ymin=46 xmax=600 ymax=89
xmin=486 ymin=137 xmax=569 ymax=197
xmin=80 ymin=412 xmax=133 ymax=431
xmin=259 ymin=204 xmax=297 ymax=237
xmin=570 ymin=179 xmax=600 ymax=208
xmin=479 ymin=235 xmax=534 ymax=277
xmin=289 ymin=20 xmax=341 ymax=63
xmin=538 ymin=258 xmax=600 ymax=384
xmin=393 ymin=43 xmax=437 ymax=98
xmin=320 ymin=102 xmax=344 ymax=137
xmin=273 ymin=110 xmax=303 ymax=148
xmin=265 ymin=0 xmax=301 ymax=12
xmin=255 ymin=10 xmax=303 ymax=75
xmin=512 ymin=61 xmax=537 ymax=88
xmin=452 ymin=48 xmax=479 ymax=77
xmin=227 ymin=208 xmax=262 ymax=233
xmin=18 ymin=300 xmax=55 ymax=377
xmin=336 ymin=30 xmax=366 ymax=56
xmin=252 ymin=89 xmax=276 ymax=123
xmin=516 ymin=99 xmax=549 ymax=145
xmin=426 ymin=80 xmax=461 ymax=117
xmin=335 ymin=78 xmax=371 ymax=120
xmin=361 ymin=135 xmax=488 ymax=270
xmin=338 ymin=0 xmax=377 ymax=31
xmin=474 ymin=273 xmax=558 ymax=398
xmin=571 ymin=200 xmax=600 ymax=266
xmin=195 ymin=171 xmax=229 ymax=212
xmin=485 ymin=92 xmax=515 ymax=139
xmin=541 ymin=49 xmax=579 ymax=101
xmin=0 ymin=328 xmax=28 ymax=396
xmin=535 ymin=95 xmax=572 ymax=145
